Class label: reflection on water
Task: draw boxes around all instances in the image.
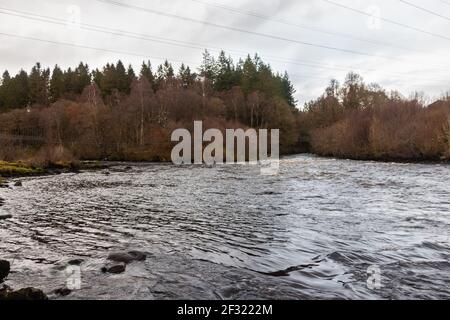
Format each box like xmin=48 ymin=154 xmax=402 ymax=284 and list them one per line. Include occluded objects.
xmin=0 ymin=155 xmax=449 ymax=299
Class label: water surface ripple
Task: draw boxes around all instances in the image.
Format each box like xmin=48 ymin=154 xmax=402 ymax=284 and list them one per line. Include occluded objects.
xmin=0 ymin=155 xmax=449 ymax=299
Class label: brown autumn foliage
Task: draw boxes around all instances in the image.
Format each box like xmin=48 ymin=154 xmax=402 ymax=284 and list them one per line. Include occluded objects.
xmin=304 ymin=74 xmax=450 ymax=161
xmin=1 ymin=59 xmax=449 ymax=165
xmin=0 ymin=79 xmax=298 ymax=164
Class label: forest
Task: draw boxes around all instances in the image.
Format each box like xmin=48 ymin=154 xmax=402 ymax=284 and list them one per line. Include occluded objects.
xmin=0 ymin=50 xmax=449 ymax=166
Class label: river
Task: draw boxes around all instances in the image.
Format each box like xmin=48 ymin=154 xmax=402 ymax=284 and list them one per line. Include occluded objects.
xmin=0 ymin=154 xmax=449 ymax=299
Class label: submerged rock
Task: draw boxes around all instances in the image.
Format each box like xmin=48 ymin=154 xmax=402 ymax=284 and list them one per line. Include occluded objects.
xmin=101 ymin=264 xmax=126 ymax=274
xmin=107 ymin=251 xmax=147 ymax=264
xmin=0 ymin=287 xmax=48 ymax=300
xmin=0 ymin=260 xmax=10 ymax=282
xmin=0 ymin=214 xmax=12 ymax=220
xmin=54 ymin=287 xmax=72 ymax=297
xmin=67 ymin=259 xmax=84 ymax=266
xmin=128 ymin=251 xmax=147 ymax=262
xmin=14 ymin=181 xmax=22 ymax=187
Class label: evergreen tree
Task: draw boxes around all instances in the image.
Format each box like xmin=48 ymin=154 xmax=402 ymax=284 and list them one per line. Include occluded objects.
xmin=0 ymin=71 xmax=11 ymax=110
xmin=13 ymin=70 xmax=30 ymax=108
xmin=155 ymin=64 xmax=165 ymax=89
xmin=140 ymin=60 xmax=154 ymax=90
xmin=64 ymin=68 xmax=78 ymax=94
xmin=241 ymin=55 xmax=258 ymax=95
xmin=1 ymin=70 xmax=11 ymax=85
xmin=115 ymin=60 xmax=129 ymax=93
xmin=100 ymin=63 xmax=117 ymax=96
xmin=280 ymin=72 xmax=297 ymax=108
xmin=198 ymin=50 xmax=217 ymax=82
xmin=92 ymin=68 xmax=103 ymax=88
xmin=29 ymin=63 xmax=49 ymax=106
xmin=126 ymin=64 xmax=136 ymax=92
xmin=215 ymin=51 xmax=237 ymax=91
xmin=162 ymin=60 xmax=174 ymax=79
xmin=178 ymin=63 xmax=196 ymax=88
xmin=50 ymin=65 xmax=65 ymax=102
xmin=75 ymin=63 xmax=91 ymax=94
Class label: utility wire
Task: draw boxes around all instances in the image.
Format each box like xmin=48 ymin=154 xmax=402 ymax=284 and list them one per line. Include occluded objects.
xmin=399 ymin=0 xmax=450 ymax=21
xmin=1 ymin=6 xmax=449 ymax=83
xmin=0 ymin=31 xmax=334 ymax=86
xmin=322 ymin=0 xmax=450 ymax=40
xmin=94 ymin=0 xmax=419 ymax=62
xmin=0 ymin=31 xmax=195 ymax=65
xmin=1 ymin=31 xmax=450 ymax=90
xmin=189 ymin=0 xmax=425 ymax=54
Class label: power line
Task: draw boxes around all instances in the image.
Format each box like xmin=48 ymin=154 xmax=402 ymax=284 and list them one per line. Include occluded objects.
xmin=0 ymin=8 xmax=350 ymax=73
xmin=399 ymin=0 xmax=450 ymax=21
xmin=189 ymin=0 xmax=427 ymax=54
xmin=94 ymin=0 xmax=420 ymax=62
xmin=0 ymin=30 xmax=327 ymax=85
xmin=0 ymin=31 xmax=195 ymax=65
xmin=1 ymin=6 xmax=449 ymax=83
xmin=1 ymin=30 xmax=450 ymax=94
xmin=322 ymin=0 xmax=450 ymax=40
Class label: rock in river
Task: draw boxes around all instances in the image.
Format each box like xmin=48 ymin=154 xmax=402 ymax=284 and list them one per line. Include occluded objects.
xmin=54 ymin=287 xmax=72 ymax=297
xmin=0 ymin=260 xmax=10 ymax=283
xmin=0 ymin=260 xmax=48 ymax=300
xmin=14 ymin=181 xmax=22 ymax=187
xmin=0 ymin=287 xmax=48 ymax=300
xmin=0 ymin=214 xmax=12 ymax=220
xmin=101 ymin=264 xmax=126 ymax=274
xmin=107 ymin=251 xmax=147 ymax=264
xmin=67 ymin=259 xmax=84 ymax=266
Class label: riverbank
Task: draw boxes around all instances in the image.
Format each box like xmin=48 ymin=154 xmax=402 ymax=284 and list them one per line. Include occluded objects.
xmin=1 ymin=153 xmax=449 ymax=183
xmin=0 ymin=160 xmax=109 ymax=182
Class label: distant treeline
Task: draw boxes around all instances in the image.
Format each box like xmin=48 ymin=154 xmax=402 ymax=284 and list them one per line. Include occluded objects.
xmin=0 ymin=51 xmax=300 ymax=164
xmin=0 ymin=51 xmax=449 ymax=164
xmin=299 ymin=73 xmax=450 ymax=161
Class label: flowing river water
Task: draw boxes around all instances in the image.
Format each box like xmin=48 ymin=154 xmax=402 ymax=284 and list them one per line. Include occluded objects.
xmin=0 ymin=154 xmax=449 ymax=299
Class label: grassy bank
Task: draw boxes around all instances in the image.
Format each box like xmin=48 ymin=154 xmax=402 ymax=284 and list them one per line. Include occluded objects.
xmin=0 ymin=160 xmax=108 ymax=181
xmin=0 ymin=161 xmax=45 ymax=177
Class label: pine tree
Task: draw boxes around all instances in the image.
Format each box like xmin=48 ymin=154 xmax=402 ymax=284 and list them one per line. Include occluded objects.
xmin=241 ymin=55 xmax=258 ymax=95
xmin=1 ymin=70 xmax=11 ymax=85
xmin=155 ymin=64 xmax=165 ymax=89
xmin=64 ymin=68 xmax=78 ymax=94
xmin=50 ymin=65 xmax=65 ymax=102
xmin=178 ymin=63 xmax=196 ymax=88
xmin=162 ymin=60 xmax=174 ymax=79
xmin=140 ymin=61 xmax=155 ymax=90
xmin=115 ymin=60 xmax=129 ymax=93
xmin=215 ymin=51 xmax=237 ymax=91
xmin=126 ymin=64 xmax=136 ymax=93
xmin=75 ymin=63 xmax=91 ymax=94
xmin=13 ymin=70 xmax=30 ymax=108
xmin=92 ymin=68 xmax=103 ymax=88
xmin=100 ymin=63 xmax=117 ymax=96
xmin=281 ymin=72 xmax=297 ymax=108
xmin=29 ymin=63 xmax=49 ymax=106
xmin=198 ymin=50 xmax=217 ymax=82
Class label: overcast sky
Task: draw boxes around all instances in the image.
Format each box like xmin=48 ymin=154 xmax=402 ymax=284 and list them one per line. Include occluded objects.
xmin=0 ymin=0 xmax=449 ymax=106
